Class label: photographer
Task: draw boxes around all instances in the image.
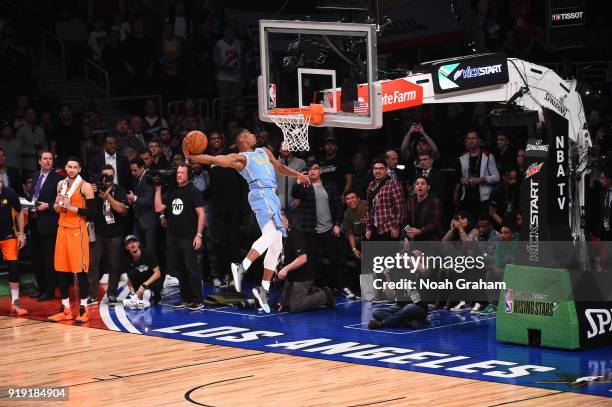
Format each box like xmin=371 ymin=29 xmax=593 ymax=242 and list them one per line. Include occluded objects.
xmin=88 ymin=165 xmax=129 ymax=305
xmin=154 ymin=162 xmax=205 ymax=311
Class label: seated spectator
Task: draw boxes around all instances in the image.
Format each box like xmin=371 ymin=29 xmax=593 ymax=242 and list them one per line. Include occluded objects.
xmin=159 ymin=127 xmax=176 ymax=162
xmin=489 ymin=167 xmax=520 ymax=229
xmin=481 ymin=221 xmax=519 ymax=315
xmin=256 ymin=130 xmax=276 ymax=153
xmin=468 ymin=214 xmax=500 ymax=257
xmin=364 ymin=159 xmax=405 ymax=241
xmin=343 ymin=190 xmax=367 ymax=259
xmin=158 ymin=19 xmax=184 ymax=101
xmin=143 ymin=99 xmax=168 ymax=139
xmin=404 ymin=176 xmax=443 ymax=241
xmin=129 ymin=115 xmax=147 ymax=146
xmin=278 ymin=212 xmax=335 ymax=312
xmin=442 ymin=211 xmax=473 ymax=242
xmin=124 ymin=234 xmax=162 ymax=305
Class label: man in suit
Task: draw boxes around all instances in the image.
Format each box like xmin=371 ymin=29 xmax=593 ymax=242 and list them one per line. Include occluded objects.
xmin=88 ymin=134 xmax=131 ymax=189
xmin=416 ymin=151 xmax=446 ymax=204
xmin=126 ymin=158 xmax=158 ymax=251
xmin=29 ymin=151 xmax=63 ymax=300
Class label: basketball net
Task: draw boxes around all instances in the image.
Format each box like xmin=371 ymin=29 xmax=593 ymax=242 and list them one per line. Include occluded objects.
xmin=269 ymin=104 xmax=324 ymax=152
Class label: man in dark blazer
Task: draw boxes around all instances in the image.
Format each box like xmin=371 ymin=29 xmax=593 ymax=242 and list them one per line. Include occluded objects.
xmin=126 ymin=158 xmax=158 ymax=251
xmin=88 ymin=134 xmax=131 ymax=189
xmin=415 ymin=151 xmax=447 ymax=206
xmin=29 ymin=151 xmax=63 ymax=300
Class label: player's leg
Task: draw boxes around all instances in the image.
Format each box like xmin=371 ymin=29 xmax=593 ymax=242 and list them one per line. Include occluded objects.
xmin=252 ymin=228 xmax=283 ymax=313
xmin=48 ymin=272 xmax=74 ymax=321
xmin=75 ymin=271 xmax=90 ymax=323
xmin=231 ymin=219 xmax=278 ymax=292
xmin=6 ymin=238 xmax=28 ymax=316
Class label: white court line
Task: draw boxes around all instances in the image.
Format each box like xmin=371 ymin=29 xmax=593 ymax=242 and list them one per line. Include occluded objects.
xmin=114 ymin=285 xmax=141 ymax=334
xmin=204 ymin=307 xmax=289 ymax=318
xmin=344 ymin=317 xmax=496 ymax=335
xmin=98 ymin=293 xmax=120 ymax=331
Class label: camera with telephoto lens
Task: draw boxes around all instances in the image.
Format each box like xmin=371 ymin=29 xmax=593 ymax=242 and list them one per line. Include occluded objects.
xmin=96 ymin=174 xmax=114 ymax=192
xmin=148 ymin=168 xmax=176 ymax=187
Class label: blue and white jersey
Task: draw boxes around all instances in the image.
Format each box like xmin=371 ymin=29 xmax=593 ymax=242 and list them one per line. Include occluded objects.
xmin=239 ymin=148 xmax=286 ymax=236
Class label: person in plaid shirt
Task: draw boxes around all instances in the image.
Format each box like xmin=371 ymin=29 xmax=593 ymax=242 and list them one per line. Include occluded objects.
xmin=365 ymin=159 xmax=405 ymax=241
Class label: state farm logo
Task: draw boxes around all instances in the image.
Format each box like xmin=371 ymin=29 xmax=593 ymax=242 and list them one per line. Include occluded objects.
xmin=381 ymin=89 xmax=417 ymax=106
xmin=585 ymin=308 xmax=612 ymax=339
xmin=525 ymin=162 xmax=544 ymax=179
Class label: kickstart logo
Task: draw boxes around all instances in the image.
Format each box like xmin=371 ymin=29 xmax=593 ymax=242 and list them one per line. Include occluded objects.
xmin=438 ymin=63 xmax=461 ymax=90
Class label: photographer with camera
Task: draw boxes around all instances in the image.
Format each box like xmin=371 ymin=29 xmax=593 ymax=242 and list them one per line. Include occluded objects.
xmin=87 ymin=165 xmax=129 ymax=305
xmin=154 ymin=162 xmax=205 ymax=311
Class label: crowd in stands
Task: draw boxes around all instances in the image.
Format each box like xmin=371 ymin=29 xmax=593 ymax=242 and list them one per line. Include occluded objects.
xmin=1 ymin=1 xmax=611 ymax=328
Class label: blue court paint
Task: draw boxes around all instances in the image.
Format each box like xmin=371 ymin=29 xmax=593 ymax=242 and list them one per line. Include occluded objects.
xmin=105 ymin=284 xmax=612 ymax=398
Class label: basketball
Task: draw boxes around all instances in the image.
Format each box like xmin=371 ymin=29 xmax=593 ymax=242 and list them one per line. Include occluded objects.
xmin=184 ymin=130 xmax=208 ymax=155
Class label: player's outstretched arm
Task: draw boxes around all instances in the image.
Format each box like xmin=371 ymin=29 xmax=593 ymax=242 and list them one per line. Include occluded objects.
xmin=186 ymin=153 xmax=246 ymax=171
xmin=262 ymin=148 xmax=311 ymax=186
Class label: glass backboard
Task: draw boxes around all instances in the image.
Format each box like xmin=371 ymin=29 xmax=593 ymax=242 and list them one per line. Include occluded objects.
xmin=258 ymin=20 xmax=382 ymax=129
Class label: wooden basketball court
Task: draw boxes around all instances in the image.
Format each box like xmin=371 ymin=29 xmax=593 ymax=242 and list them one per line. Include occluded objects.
xmin=3 ymin=316 xmax=609 ymax=406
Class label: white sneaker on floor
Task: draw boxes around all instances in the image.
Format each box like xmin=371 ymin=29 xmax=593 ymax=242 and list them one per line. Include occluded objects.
xmin=163 ymin=275 xmax=179 ymax=288
xmin=212 ymin=278 xmax=223 ymax=287
xmin=342 ymin=287 xmax=356 ymax=299
xmin=451 ymin=301 xmax=470 ymax=312
xmin=470 ymin=303 xmax=482 ymax=314
xmin=99 ymin=274 xmax=109 ymax=284
xmin=120 ymin=273 xmax=128 ymax=283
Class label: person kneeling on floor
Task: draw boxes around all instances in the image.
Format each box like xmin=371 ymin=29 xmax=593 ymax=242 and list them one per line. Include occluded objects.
xmin=368 ymin=244 xmax=431 ymax=330
xmin=124 ymin=234 xmax=162 ymax=309
xmin=278 ymin=212 xmax=335 ymax=312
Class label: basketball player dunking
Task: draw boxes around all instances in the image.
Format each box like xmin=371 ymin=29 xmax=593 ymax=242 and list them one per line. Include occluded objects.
xmin=184 ymin=129 xmax=310 ymax=312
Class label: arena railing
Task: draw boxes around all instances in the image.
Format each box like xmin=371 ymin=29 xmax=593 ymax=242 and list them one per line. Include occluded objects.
xmin=212 ymin=95 xmax=258 ymax=129
xmin=167 ymin=99 xmax=211 ymax=118
xmin=95 ymin=94 xmax=164 ymax=126
xmin=41 ymin=30 xmax=66 ymax=83
xmin=84 ymin=59 xmax=110 ymax=99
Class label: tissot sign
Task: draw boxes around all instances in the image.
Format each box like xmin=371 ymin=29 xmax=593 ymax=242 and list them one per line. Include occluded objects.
xmin=423 ymin=53 xmax=509 ymax=95
xmin=551 ymin=7 xmax=585 ymax=27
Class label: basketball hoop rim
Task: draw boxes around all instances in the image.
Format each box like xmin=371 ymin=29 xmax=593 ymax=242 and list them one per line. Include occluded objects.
xmin=268 ymin=103 xmax=324 ymax=125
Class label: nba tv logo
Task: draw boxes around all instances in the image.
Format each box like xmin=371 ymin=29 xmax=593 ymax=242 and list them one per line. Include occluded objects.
xmin=505 ymin=289 xmax=513 ymax=313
